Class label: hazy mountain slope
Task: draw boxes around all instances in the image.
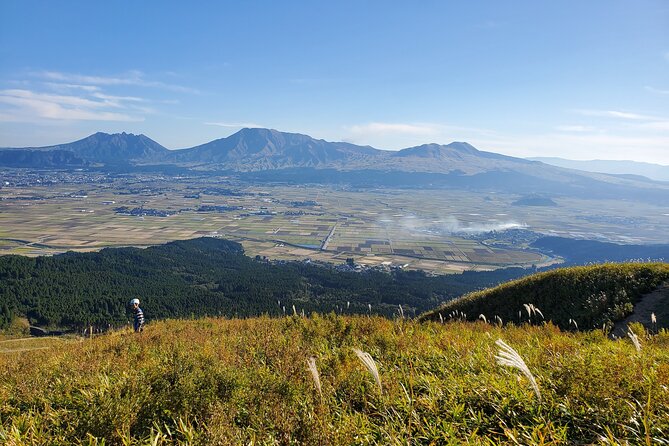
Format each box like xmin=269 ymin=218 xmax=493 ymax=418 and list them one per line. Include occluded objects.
xmin=531 ymin=237 xmax=669 ymax=264
xmin=385 ymin=141 xmax=536 ymax=174
xmin=529 ymin=157 xmax=669 ymax=182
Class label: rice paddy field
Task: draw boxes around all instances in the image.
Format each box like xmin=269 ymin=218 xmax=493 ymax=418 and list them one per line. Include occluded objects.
xmin=1 ymin=316 xmax=668 ymax=445
xmin=1 ymin=172 xmax=667 ymax=273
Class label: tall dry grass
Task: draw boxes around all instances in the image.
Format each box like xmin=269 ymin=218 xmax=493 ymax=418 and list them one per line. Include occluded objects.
xmin=1 ymin=315 xmax=669 ymax=444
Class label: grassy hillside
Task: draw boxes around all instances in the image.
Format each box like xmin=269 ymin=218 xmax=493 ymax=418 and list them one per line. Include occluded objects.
xmin=2 ymin=316 xmax=669 ymax=445
xmin=419 ymin=263 xmax=669 ymax=330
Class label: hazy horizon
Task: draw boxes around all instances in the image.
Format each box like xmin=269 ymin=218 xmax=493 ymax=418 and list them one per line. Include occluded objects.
xmin=1 ymin=1 xmax=668 ymax=163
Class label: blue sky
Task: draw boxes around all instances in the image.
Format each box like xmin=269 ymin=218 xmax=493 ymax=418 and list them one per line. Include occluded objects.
xmin=1 ymin=1 xmax=668 ymax=163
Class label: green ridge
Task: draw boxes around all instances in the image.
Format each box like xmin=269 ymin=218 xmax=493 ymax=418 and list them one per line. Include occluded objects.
xmin=419 ymin=263 xmax=669 ymax=330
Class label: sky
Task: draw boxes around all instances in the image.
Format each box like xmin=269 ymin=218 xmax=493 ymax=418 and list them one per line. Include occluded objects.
xmin=0 ymin=1 xmax=668 ymax=164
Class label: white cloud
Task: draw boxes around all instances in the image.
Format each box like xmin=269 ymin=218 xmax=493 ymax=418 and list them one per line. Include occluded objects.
xmin=204 ymin=122 xmax=263 ymax=128
xmin=0 ymin=70 xmax=186 ymax=123
xmin=575 ymin=109 xmax=656 ymax=120
xmin=645 ymin=86 xmax=669 ymax=95
xmin=91 ymin=92 xmax=146 ymax=103
xmin=347 ymin=122 xmax=440 ymax=137
xmin=43 ymin=83 xmax=101 ymax=92
xmin=638 ymin=120 xmax=669 ymax=131
xmin=41 ymin=70 xmax=140 ymax=85
xmin=570 ymin=107 xmax=669 ymax=134
xmin=555 ymin=125 xmax=598 ymax=132
xmin=36 ymin=70 xmax=200 ymax=94
xmin=2 ymin=89 xmax=108 ymax=109
xmin=89 ymin=92 xmax=154 ymax=113
xmin=0 ymin=89 xmax=143 ymax=122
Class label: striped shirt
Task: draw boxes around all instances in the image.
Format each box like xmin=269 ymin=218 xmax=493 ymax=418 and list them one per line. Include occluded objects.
xmin=133 ymin=307 xmax=145 ymax=331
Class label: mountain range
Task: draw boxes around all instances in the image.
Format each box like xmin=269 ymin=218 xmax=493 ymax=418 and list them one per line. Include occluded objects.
xmin=2 ymin=128 xmax=668 ymax=203
xmin=529 ymin=157 xmax=669 ymax=182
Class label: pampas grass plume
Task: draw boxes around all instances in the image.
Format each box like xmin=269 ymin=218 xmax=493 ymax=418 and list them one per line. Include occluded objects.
xmin=523 ymin=303 xmax=532 ymax=318
xmin=353 ymin=348 xmax=382 ymax=394
xmin=307 ymin=357 xmax=322 ymax=398
xmin=495 ymin=339 xmax=541 ymax=403
xmin=627 ymin=327 xmax=641 ymax=352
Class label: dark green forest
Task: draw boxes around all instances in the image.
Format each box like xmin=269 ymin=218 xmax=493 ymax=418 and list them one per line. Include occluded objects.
xmin=0 ymin=237 xmax=529 ymax=329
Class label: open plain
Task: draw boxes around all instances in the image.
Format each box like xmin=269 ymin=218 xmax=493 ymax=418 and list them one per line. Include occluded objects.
xmin=1 ymin=170 xmax=667 ymax=273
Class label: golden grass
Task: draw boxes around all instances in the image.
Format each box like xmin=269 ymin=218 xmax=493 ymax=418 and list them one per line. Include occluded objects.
xmin=1 ymin=315 xmax=669 ymax=444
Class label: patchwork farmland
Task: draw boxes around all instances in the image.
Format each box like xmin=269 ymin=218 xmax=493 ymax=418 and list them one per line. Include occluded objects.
xmin=1 ymin=171 xmax=667 ymax=273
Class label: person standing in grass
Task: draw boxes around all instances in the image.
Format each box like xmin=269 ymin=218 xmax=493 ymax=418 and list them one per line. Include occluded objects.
xmin=129 ymin=298 xmax=145 ymax=332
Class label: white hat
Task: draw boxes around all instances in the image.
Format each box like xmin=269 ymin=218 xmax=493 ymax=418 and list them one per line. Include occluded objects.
xmin=129 ymin=298 xmax=140 ymax=305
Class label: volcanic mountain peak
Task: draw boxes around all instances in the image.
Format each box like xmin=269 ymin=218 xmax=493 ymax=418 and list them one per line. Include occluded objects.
xmin=226 ymin=128 xmax=321 ymax=154
xmin=39 ymin=131 xmax=170 ymax=163
xmin=395 ymin=142 xmax=481 ymax=159
xmin=174 ymin=127 xmax=380 ymax=166
xmin=219 ymin=127 xmax=374 ymax=152
xmin=3 ymin=128 xmax=668 ymax=205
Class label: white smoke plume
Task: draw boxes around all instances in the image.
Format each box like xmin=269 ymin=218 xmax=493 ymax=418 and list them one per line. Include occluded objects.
xmin=391 ymin=214 xmax=527 ymax=235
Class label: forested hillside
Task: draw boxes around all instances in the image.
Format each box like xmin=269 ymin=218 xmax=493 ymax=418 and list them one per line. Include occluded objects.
xmin=0 ymin=237 xmax=528 ymax=329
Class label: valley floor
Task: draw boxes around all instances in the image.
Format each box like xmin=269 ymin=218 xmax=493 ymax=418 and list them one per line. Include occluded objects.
xmin=3 ymin=173 xmax=667 ymax=273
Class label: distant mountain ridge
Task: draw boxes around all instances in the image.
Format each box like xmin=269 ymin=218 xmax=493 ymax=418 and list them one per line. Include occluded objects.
xmin=171 ymin=130 xmax=539 ymax=175
xmin=171 ymin=128 xmax=378 ymax=169
xmin=529 ymin=157 xmax=669 ymax=182
xmin=0 ymin=128 xmax=552 ymax=174
xmin=2 ymin=128 xmax=668 ymax=203
xmin=394 ymin=142 xmax=518 ymax=161
xmin=1 ymin=132 xmax=170 ymax=165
